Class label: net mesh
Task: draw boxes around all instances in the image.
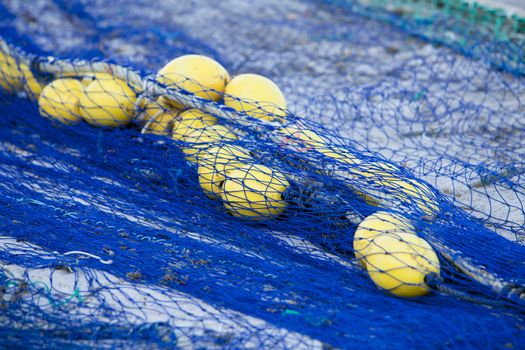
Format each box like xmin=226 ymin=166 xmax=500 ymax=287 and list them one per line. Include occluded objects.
xmin=1 ymin=0 xmax=524 ymax=349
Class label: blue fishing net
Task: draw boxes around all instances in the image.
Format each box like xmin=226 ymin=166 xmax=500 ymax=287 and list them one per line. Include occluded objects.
xmin=0 ymin=0 xmax=524 ymax=349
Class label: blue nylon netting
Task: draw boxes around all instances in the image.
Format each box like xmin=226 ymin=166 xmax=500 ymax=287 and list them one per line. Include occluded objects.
xmin=1 ymin=0 xmax=525 ymax=349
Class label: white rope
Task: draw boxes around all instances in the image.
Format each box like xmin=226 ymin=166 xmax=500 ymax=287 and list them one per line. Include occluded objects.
xmin=60 ymin=250 xmax=113 ymax=265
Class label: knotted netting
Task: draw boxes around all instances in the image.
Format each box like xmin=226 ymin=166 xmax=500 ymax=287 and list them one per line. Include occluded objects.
xmin=0 ymin=0 xmax=525 ymax=349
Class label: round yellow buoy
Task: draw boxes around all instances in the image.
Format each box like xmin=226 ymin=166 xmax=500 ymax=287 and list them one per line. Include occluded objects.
xmin=172 ymin=109 xmax=217 ymax=141
xmin=38 ymin=78 xmax=85 ymax=124
xmin=157 ymin=55 xmax=230 ymax=109
xmin=79 ymin=77 xmax=137 ymax=127
xmin=221 ymin=164 xmax=289 ymax=219
xmin=365 ymin=232 xmax=440 ymax=298
xmin=224 ymin=73 xmax=287 ymax=122
xmin=181 ymin=124 xmax=237 ymax=163
xmin=353 ymin=211 xmax=415 ymax=267
xmin=197 ymin=145 xmax=253 ymax=198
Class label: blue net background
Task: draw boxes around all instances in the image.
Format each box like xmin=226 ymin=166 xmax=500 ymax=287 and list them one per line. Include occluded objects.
xmin=0 ymin=0 xmax=524 ymax=349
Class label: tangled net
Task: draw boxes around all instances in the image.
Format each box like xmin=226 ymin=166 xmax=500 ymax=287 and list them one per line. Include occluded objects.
xmin=0 ymin=0 xmax=524 ymax=349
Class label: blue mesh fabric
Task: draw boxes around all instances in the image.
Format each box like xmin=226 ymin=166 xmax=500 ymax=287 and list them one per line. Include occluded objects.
xmin=0 ymin=1 xmax=524 ymax=349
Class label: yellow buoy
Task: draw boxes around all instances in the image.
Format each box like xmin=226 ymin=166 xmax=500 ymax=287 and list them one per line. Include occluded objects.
xmin=138 ymin=97 xmax=165 ymax=122
xmin=353 ymin=211 xmax=415 ymax=267
xmin=351 ymin=161 xmax=399 ymax=179
xmin=271 ymin=126 xmax=380 ymax=205
xmin=20 ymin=63 xmax=43 ymax=100
xmin=157 ymin=96 xmax=176 ymax=109
xmin=355 ymin=167 xmax=439 ymax=217
xmin=38 ymin=78 xmax=85 ymax=124
xmin=197 ymin=145 xmax=253 ymax=199
xmin=172 ymin=109 xmax=217 ymax=140
xmin=308 ymin=144 xmax=382 ymax=205
xmin=221 ymin=164 xmax=289 ymax=219
xmin=0 ymin=53 xmax=43 ymax=99
xmin=138 ymin=98 xmax=178 ymax=136
xmin=317 ymin=146 xmax=361 ymax=166
xmin=387 ymin=177 xmax=440 ymax=217
xmin=199 ymin=144 xmax=252 ymax=171
xmin=79 ymin=77 xmax=137 ymax=127
xmin=143 ymin=110 xmax=178 ymax=136
xmin=274 ymin=126 xmax=326 ymax=152
xmin=328 ymin=159 xmax=438 ymax=216
xmin=0 ymin=51 xmax=23 ymax=93
xmin=181 ymin=124 xmax=237 ymax=163
xmin=224 ymin=73 xmax=287 ymax=122
xmin=157 ymin=55 xmax=230 ymax=109
xmin=198 ymin=163 xmax=225 ymax=200
xmin=365 ymin=232 xmax=440 ymax=298
xmin=60 ymin=72 xmax=118 ymax=87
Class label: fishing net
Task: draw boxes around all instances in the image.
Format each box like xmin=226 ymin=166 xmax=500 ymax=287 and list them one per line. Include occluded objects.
xmin=0 ymin=0 xmax=524 ymax=349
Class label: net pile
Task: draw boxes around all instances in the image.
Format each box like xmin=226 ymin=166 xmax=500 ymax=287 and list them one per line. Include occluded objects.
xmin=0 ymin=0 xmax=524 ymax=349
